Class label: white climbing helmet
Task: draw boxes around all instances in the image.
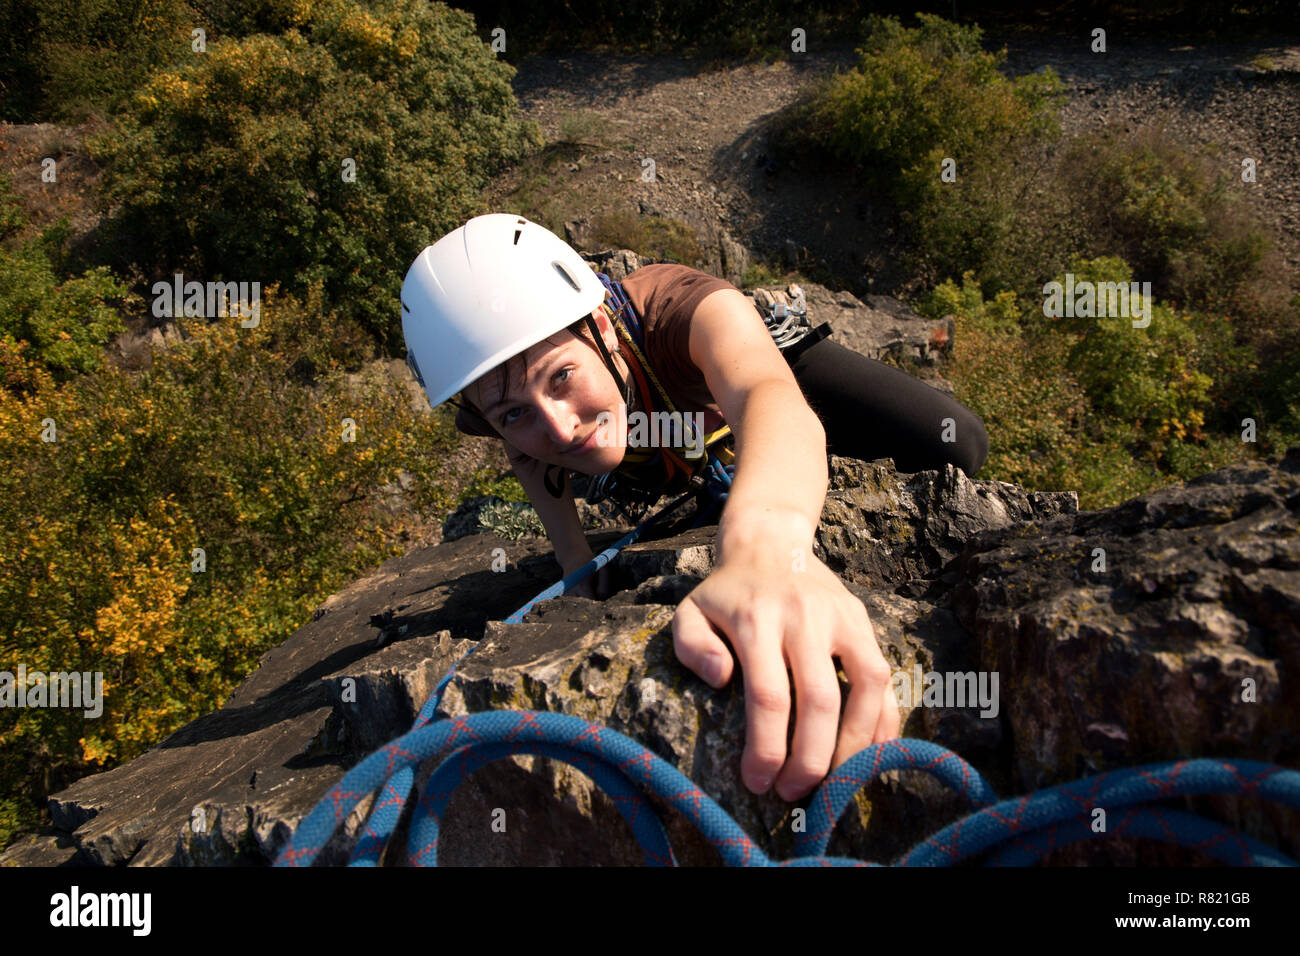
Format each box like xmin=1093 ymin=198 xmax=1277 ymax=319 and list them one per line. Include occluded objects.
xmin=401 ymin=213 xmax=608 ymax=409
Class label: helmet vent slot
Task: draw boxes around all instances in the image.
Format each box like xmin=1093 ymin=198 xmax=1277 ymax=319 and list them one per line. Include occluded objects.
xmin=406 ymin=351 xmax=425 ymax=386
xmin=401 ymin=299 xmax=411 ymax=313
xmin=552 ymin=260 xmax=581 ymax=292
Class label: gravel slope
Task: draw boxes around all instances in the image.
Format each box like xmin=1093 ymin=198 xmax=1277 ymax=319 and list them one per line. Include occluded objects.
xmin=497 ymin=33 xmax=1300 ymax=291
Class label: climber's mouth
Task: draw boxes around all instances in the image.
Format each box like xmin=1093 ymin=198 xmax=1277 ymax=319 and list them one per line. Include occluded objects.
xmin=565 ymin=429 xmax=600 ymax=455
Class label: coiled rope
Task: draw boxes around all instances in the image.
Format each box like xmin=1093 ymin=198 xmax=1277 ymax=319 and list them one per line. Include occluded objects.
xmin=275 ymin=708 xmax=1300 ymax=867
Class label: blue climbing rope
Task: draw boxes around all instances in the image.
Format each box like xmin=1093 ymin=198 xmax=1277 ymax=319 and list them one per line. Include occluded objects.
xmin=339 ymin=487 xmax=700 ymax=865
xmin=275 ymin=710 xmax=1300 ymax=867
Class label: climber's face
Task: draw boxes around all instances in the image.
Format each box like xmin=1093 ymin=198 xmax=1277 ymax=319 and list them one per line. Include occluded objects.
xmin=466 ymin=307 xmax=629 ymax=474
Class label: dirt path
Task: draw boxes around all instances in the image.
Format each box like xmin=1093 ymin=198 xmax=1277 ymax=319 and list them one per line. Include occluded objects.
xmin=490 ymin=32 xmax=1300 ymax=295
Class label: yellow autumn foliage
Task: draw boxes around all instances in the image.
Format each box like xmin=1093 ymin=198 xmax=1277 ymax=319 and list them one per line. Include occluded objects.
xmin=0 ymin=280 xmax=482 ymax=849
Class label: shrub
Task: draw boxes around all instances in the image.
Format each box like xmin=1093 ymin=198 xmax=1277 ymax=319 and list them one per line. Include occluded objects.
xmin=922 ymin=259 xmax=1259 ymax=508
xmin=741 ymin=261 xmax=785 ymax=289
xmin=87 ymin=0 xmax=543 ymax=356
xmin=477 ymin=500 xmax=546 ymax=539
xmin=0 ymin=235 xmax=130 ymax=389
xmin=922 ymin=272 xmax=1091 ymax=495
xmin=1058 ymin=125 xmax=1272 ymax=310
xmin=0 ymin=173 xmax=25 ymax=241
xmin=592 ymin=211 xmax=705 ymax=267
xmin=0 ymin=283 xmax=471 ymax=848
xmin=1044 ymin=256 xmax=1259 ymax=469
xmin=0 ymin=0 xmax=196 ymax=123
xmin=774 ymin=13 xmax=1065 ymax=290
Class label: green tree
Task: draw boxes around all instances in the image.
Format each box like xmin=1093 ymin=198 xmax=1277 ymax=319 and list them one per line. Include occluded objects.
xmin=0 ymin=280 xmax=477 ymax=849
xmin=0 ymin=0 xmax=198 ymax=122
xmin=88 ymin=0 xmax=543 ymax=356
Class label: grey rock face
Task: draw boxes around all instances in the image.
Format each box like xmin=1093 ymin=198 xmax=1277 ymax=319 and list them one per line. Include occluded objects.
xmin=949 ymin=452 xmax=1300 ymax=861
xmin=4 ymin=450 xmax=1297 ymax=867
xmin=718 ymin=229 xmax=751 ymax=286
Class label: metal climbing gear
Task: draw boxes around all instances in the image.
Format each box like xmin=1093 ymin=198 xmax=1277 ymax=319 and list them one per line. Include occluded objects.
xmin=756 ymin=284 xmax=832 ymax=364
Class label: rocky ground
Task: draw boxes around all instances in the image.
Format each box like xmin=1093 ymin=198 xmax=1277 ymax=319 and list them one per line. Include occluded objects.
xmin=4 ymin=447 xmax=1295 ymax=866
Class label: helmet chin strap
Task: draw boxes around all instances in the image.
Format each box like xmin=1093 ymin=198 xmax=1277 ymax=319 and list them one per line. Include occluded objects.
xmin=583 ymin=314 xmax=632 ymax=406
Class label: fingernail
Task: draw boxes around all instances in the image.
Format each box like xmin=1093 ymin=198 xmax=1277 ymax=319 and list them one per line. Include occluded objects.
xmin=702 ymin=655 xmax=726 ymax=686
xmin=752 ymin=776 xmax=773 ymax=793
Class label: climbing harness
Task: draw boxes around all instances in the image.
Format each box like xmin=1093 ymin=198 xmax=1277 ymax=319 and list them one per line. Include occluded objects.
xmin=274 ymin=474 xmax=1300 ymax=866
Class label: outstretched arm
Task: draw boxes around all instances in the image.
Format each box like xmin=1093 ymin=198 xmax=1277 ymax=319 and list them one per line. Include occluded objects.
xmin=675 ymin=288 xmax=900 ymax=801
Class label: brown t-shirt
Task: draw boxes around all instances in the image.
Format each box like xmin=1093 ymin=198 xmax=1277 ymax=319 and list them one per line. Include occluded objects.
xmin=619 ymin=263 xmax=735 ymax=432
xmin=454 ymin=263 xmax=737 ymax=436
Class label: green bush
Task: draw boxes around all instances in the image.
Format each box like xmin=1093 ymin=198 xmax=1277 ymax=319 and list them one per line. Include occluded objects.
xmin=477 ymin=500 xmax=546 ymax=539
xmin=87 ymin=0 xmax=543 ymax=356
xmin=0 ymin=246 xmax=127 ymax=386
xmin=0 ymin=174 xmax=26 ymax=242
xmin=0 ymin=0 xmax=197 ymax=123
xmin=1044 ymin=256 xmax=1264 ymax=474
xmin=0 ymin=179 xmax=130 ymax=388
xmin=1058 ymin=126 xmax=1272 ymax=310
xmin=462 ymin=471 xmax=527 ymax=503
xmin=1047 ymin=257 xmax=1211 ymax=447
xmin=922 ymin=259 xmax=1261 ymax=507
xmin=922 ymin=272 xmax=1092 ymax=496
xmin=774 ymin=13 xmax=1065 ymax=290
xmin=592 ymin=211 xmax=706 ymax=267
xmin=0 ymin=282 xmax=478 ymax=849
xmin=741 ymin=261 xmax=785 ymax=289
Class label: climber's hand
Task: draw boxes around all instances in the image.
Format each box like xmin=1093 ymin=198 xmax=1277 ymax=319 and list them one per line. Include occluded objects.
xmin=671 ymin=512 xmax=900 ymax=802
xmin=562 ymin=549 xmax=611 ymax=601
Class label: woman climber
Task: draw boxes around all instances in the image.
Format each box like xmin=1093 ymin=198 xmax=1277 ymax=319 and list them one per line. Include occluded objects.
xmin=401 ymin=213 xmax=989 ymax=803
